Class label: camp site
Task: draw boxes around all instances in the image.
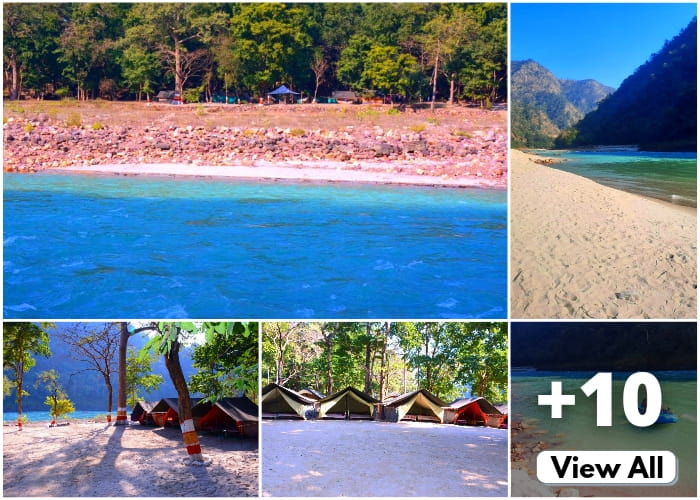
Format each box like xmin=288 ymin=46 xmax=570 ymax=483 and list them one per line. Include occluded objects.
xmin=261 ymin=322 xmax=508 ymax=497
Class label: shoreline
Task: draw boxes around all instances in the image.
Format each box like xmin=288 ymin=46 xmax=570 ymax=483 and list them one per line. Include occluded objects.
xmin=36 ymin=160 xmax=508 ymax=190
xmin=511 ymin=149 xmax=697 ymax=319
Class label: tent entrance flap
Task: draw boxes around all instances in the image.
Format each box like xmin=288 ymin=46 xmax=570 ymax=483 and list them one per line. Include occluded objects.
xmin=319 ymin=391 xmax=374 ymax=419
xmin=396 ymin=392 xmax=444 ymax=422
xmin=262 ymin=388 xmax=307 ymax=419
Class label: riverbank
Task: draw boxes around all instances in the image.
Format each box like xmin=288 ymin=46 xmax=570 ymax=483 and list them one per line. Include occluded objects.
xmin=3 ymin=421 xmax=258 ymax=497
xmin=511 ymin=149 xmax=696 ymax=319
xmin=3 ymin=101 xmax=507 ymax=188
xmin=262 ymin=420 xmax=507 ymax=496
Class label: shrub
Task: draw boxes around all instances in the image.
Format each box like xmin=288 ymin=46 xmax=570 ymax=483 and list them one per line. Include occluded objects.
xmin=54 ymin=88 xmax=71 ymax=99
xmin=91 ymin=122 xmax=103 ymax=130
xmin=409 ymin=124 xmax=426 ymax=133
xmin=183 ymin=88 xmax=202 ymax=104
xmin=65 ymin=112 xmax=82 ymax=127
xmin=452 ymin=129 xmax=471 ymax=138
xmin=24 ymin=123 xmax=34 ymax=133
xmin=386 ymin=107 xmax=400 ymax=116
xmin=289 ymin=128 xmax=305 ymax=137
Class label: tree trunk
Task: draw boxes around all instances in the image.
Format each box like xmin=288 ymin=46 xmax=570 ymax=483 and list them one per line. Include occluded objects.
xmin=363 ymin=324 xmax=372 ymax=394
xmin=16 ymin=358 xmax=24 ymax=430
xmin=449 ymin=75 xmax=455 ymax=105
xmin=105 ymin=378 xmax=113 ymax=423
xmin=9 ymin=57 xmax=20 ymax=100
xmin=379 ymin=322 xmax=388 ymax=401
xmin=174 ymin=38 xmax=183 ymax=96
xmin=164 ymin=338 xmax=204 ymax=462
xmin=430 ymin=44 xmax=440 ymax=111
xmin=115 ymin=323 xmax=129 ymax=426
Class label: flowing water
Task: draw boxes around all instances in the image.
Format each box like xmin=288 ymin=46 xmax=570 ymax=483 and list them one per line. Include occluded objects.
xmin=3 ymin=173 xmax=507 ymax=319
xmin=511 ymin=371 xmax=697 ymax=496
xmin=535 ymin=150 xmax=697 ymax=207
xmin=3 ymin=410 xmax=107 ymax=423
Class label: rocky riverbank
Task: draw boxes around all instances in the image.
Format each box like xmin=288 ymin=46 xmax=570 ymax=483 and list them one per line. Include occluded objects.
xmin=3 ymin=103 xmax=507 ymax=187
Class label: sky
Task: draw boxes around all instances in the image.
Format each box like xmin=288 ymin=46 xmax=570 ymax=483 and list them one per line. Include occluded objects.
xmin=511 ymin=3 xmax=697 ymax=88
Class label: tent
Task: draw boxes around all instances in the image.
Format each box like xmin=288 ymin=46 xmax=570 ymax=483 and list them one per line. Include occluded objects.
xmin=150 ymin=397 xmax=204 ymax=427
xmin=130 ymin=400 xmax=159 ymax=425
xmin=448 ymin=397 xmax=505 ymax=427
xmin=197 ymin=397 xmax=259 ymax=437
xmin=318 ymin=386 xmax=379 ymax=420
xmin=266 ymin=84 xmax=300 ymax=103
xmin=383 ymin=389 xmax=446 ymax=423
xmin=262 ymin=383 xmax=315 ymax=419
xmin=298 ymin=388 xmax=325 ymax=401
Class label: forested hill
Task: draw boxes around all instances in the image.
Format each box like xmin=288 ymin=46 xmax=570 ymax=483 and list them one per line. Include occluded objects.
xmin=3 ymin=3 xmax=506 ymax=106
xmin=3 ymin=331 xmax=195 ymax=412
xmin=556 ymin=17 xmax=697 ymax=151
xmin=511 ymin=59 xmax=614 ymax=148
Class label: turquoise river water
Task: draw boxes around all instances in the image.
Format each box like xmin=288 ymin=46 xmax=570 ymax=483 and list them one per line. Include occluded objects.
xmin=512 ymin=371 xmax=697 ymax=496
xmin=3 ymin=173 xmax=507 ymax=319
xmin=536 ymin=150 xmax=697 ymax=207
xmin=3 ymin=410 xmax=106 ymax=423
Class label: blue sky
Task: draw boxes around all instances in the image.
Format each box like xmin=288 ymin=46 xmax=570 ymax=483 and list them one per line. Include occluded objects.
xmin=511 ymin=3 xmax=697 ymax=88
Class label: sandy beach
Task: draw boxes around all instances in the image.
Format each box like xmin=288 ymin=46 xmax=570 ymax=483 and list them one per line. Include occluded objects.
xmin=511 ymin=149 xmax=697 ymax=319
xmin=3 ymin=421 xmax=258 ymax=497
xmin=261 ymin=419 xmax=508 ymax=497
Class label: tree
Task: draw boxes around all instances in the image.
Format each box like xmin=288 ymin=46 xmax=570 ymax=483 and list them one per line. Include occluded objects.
xmin=118 ymin=44 xmax=160 ymax=101
xmin=310 ymin=50 xmax=329 ymax=101
xmin=361 ymin=45 xmax=418 ymax=100
xmin=452 ymin=323 xmax=508 ymax=402
xmin=123 ymin=4 xmax=227 ymax=95
xmin=125 ymin=347 xmax=163 ymax=407
xmin=36 ymin=369 xmax=75 ymax=426
xmin=190 ymin=322 xmax=257 ymax=401
xmin=3 ymin=323 xmax=52 ymax=429
xmin=115 ymin=322 xmax=129 ymax=426
xmin=57 ymin=323 xmax=119 ymax=423
xmin=230 ymin=3 xmax=315 ymax=95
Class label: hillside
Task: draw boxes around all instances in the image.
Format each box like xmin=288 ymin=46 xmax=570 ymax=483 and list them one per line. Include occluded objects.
xmin=556 ymin=17 xmax=697 ymax=151
xmin=3 ymin=328 xmax=196 ymax=412
xmin=511 ymin=60 xmax=614 ymax=148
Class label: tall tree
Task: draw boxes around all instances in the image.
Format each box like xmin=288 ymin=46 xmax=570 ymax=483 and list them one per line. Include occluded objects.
xmin=452 ymin=322 xmax=508 ymax=401
xmin=125 ymin=347 xmax=163 ymax=407
xmin=115 ymin=323 xmax=129 ymax=426
xmin=58 ymin=323 xmax=119 ymax=423
xmin=3 ymin=323 xmax=52 ymax=429
xmin=361 ymin=45 xmax=418 ymax=100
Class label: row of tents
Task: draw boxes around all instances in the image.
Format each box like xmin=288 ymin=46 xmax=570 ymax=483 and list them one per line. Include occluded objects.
xmin=131 ymin=396 xmax=258 ymax=437
xmin=261 ymin=384 xmax=507 ymax=428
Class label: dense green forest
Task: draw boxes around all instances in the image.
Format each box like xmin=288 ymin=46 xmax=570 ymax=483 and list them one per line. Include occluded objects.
xmin=511 ymin=59 xmax=613 ymax=148
xmin=555 ymin=17 xmax=697 ymax=151
xmin=262 ymin=322 xmax=508 ymax=403
xmin=3 ymin=322 xmax=257 ymax=413
xmin=3 ymin=3 xmax=506 ymax=105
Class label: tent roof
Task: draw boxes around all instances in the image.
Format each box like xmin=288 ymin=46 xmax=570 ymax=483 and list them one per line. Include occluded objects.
xmin=133 ymin=400 xmax=159 ymax=413
xmin=319 ymin=386 xmax=379 ymax=404
xmin=151 ymin=397 xmax=203 ymax=414
xmin=384 ymin=389 xmax=447 ymax=408
xmin=298 ymin=388 xmax=325 ymax=400
xmin=262 ymin=383 xmax=316 ymax=404
xmin=215 ymin=397 xmax=259 ymax=423
xmin=448 ymin=397 xmax=502 ymax=415
xmin=267 ymin=84 xmax=300 ymax=96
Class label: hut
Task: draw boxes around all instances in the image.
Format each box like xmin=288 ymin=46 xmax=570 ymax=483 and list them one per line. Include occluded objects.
xmin=383 ymin=389 xmax=446 ymax=423
xmin=298 ymin=388 xmax=325 ymax=401
xmin=267 ymin=84 xmax=300 ymax=104
xmin=317 ymin=386 xmax=379 ymax=420
xmin=150 ymin=397 xmax=203 ymax=427
xmin=262 ymin=383 xmax=315 ymax=419
xmin=130 ymin=400 xmax=158 ymax=425
xmin=197 ymin=397 xmax=259 ymax=437
xmin=331 ymin=90 xmax=360 ymax=104
xmin=447 ymin=397 xmax=505 ymax=427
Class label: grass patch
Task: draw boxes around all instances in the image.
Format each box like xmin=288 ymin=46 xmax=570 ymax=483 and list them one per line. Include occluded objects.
xmin=409 ymin=124 xmax=426 ymax=133
xmin=357 ymin=108 xmax=378 ymax=121
xmin=65 ymin=112 xmax=82 ymax=127
xmin=23 ymin=123 xmax=34 ymax=133
xmin=452 ymin=129 xmax=471 ymax=138
xmin=91 ymin=122 xmax=103 ymax=130
xmin=289 ymin=128 xmax=305 ymax=137
xmin=386 ymin=107 xmax=400 ymax=116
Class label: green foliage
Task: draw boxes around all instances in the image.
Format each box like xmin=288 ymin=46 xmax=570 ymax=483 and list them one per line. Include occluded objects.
xmin=183 ymin=88 xmax=203 ymax=104
xmin=36 ymin=369 xmax=75 ymax=420
xmin=3 ymin=323 xmax=53 ymax=413
xmin=126 ymin=347 xmax=163 ymax=407
xmin=91 ymin=122 xmax=103 ymax=130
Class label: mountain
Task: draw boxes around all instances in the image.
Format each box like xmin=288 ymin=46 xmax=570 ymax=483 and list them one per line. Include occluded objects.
xmin=3 ymin=327 xmax=197 ymax=413
xmin=511 ymin=59 xmax=615 ymax=148
xmin=556 ymin=17 xmax=697 ymax=151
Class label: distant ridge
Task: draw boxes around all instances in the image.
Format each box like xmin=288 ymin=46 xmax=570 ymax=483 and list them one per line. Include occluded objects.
xmin=511 ymin=59 xmax=614 ymax=148
xmin=556 ymin=17 xmax=697 ymax=151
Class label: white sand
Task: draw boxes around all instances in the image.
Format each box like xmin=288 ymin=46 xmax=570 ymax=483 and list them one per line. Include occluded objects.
xmin=56 ymin=161 xmax=506 ymax=189
xmin=2 ymin=421 xmax=258 ymax=497
xmin=511 ymin=150 xmax=697 ymax=319
xmin=261 ymin=419 xmax=508 ymax=497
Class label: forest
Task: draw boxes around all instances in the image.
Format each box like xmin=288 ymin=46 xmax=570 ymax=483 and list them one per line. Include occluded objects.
xmin=3 ymin=3 xmax=507 ymax=106
xmin=262 ymin=322 xmax=508 ymax=404
xmin=3 ymin=322 xmax=258 ymax=416
xmin=555 ymin=17 xmax=697 ymax=151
